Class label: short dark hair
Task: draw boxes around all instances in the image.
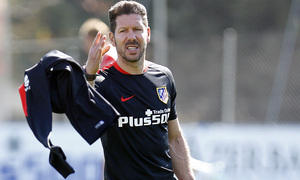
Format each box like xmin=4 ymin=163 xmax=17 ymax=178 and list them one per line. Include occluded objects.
xmin=108 ymin=0 xmax=148 ymax=33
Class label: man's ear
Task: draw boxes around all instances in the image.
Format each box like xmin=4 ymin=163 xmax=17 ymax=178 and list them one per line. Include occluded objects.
xmin=109 ymin=32 xmax=116 ymax=47
xmin=147 ymin=27 xmax=151 ymax=43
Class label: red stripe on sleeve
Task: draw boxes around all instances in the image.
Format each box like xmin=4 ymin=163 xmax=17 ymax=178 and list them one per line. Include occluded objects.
xmin=19 ymin=84 xmax=28 ymax=117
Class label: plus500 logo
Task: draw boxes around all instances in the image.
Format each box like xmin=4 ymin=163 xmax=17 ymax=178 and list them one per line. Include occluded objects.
xmin=118 ymin=109 xmax=170 ymax=127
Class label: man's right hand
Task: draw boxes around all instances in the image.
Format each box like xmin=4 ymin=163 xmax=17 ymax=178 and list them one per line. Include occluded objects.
xmin=85 ymin=31 xmax=110 ymax=75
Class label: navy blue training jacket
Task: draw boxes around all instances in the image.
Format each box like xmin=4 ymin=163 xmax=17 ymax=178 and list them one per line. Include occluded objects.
xmin=19 ymin=50 xmax=119 ymax=178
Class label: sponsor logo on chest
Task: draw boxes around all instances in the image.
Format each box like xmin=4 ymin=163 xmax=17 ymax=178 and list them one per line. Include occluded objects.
xmin=118 ymin=108 xmax=171 ymax=127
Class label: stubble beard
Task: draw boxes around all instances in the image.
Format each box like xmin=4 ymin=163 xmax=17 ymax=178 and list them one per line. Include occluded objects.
xmin=116 ymin=41 xmax=147 ymax=63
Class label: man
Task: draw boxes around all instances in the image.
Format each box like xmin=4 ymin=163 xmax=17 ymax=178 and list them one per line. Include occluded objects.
xmin=84 ymin=1 xmax=195 ymax=179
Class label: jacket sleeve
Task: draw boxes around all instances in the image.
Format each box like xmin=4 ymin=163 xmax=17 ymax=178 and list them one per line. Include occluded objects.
xmin=22 ymin=62 xmax=53 ymax=148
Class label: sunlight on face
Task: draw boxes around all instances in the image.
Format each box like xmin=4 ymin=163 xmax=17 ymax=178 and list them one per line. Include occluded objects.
xmin=112 ymin=14 xmax=150 ymax=62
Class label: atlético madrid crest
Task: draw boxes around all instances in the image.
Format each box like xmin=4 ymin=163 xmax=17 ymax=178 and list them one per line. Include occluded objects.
xmin=156 ymin=86 xmax=169 ymax=104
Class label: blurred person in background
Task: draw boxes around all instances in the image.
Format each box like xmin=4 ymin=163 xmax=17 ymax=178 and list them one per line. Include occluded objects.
xmin=84 ymin=1 xmax=195 ymax=179
xmin=79 ymin=18 xmax=109 ymax=61
xmin=79 ymin=18 xmax=117 ymax=67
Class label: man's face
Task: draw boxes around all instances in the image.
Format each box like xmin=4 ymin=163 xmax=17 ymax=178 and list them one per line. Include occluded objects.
xmin=110 ymin=14 xmax=150 ymax=62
